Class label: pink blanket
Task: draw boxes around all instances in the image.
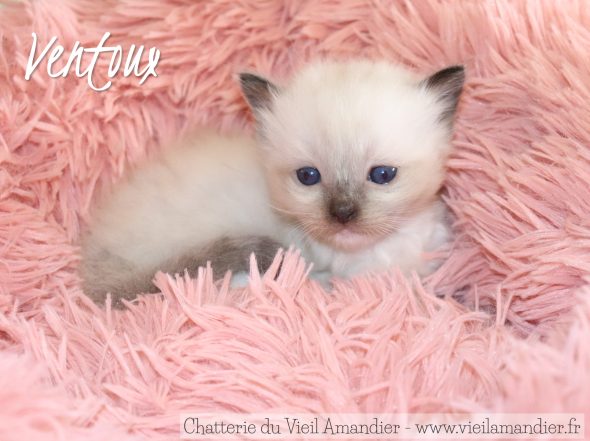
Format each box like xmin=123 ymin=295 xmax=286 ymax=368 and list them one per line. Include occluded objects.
xmin=0 ymin=0 xmax=589 ymax=439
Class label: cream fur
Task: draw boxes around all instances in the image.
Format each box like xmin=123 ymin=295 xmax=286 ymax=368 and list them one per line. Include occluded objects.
xmin=80 ymin=131 xmax=280 ymax=301
xmin=84 ymin=130 xmax=278 ymax=264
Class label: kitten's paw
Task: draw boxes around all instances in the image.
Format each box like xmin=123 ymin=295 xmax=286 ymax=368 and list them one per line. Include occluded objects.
xmin=229 ymin=271 xmax=250 ymax=288
xmin=309 ymin=271 xmax=333 ymax=290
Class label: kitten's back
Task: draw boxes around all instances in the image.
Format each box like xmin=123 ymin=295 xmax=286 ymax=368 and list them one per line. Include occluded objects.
xmin=80 ymin=130 xmax=279 ymax=303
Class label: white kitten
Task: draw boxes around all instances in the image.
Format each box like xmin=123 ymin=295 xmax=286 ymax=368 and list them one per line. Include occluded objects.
xmin=240 ymin=59 xmax=464 ymax=279
xmin=80 ymin=59 xmax=464 ymax=304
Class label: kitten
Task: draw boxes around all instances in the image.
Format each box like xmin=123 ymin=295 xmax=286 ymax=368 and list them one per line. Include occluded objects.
xmin=240 ymin=60 xmax=464 ymax=280
xmin=80 ymin=60 xmax=464 ymax=305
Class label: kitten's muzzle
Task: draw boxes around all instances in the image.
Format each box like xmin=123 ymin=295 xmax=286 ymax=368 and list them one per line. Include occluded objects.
xmin=328 ymin=199 xmax=359 ymax=224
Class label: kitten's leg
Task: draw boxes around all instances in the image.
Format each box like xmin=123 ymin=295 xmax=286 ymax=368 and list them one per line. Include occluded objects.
xmin=166 ymin=236 xmax=284 ymax=290
xmin=309 ymin=271 xmax=333 ymax=290
xmin=80 ymin=236 xmax=283 ymax=307
xmin=193 ymin=236 xmax=282 ymax=277
xmin=79 ymin=249 xmax=156 ymax=307
xmin=229 ymin=272 xmax=250 ymax=288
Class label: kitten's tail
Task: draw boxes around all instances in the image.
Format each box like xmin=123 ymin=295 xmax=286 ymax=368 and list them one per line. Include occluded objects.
xmin=80 ymin=236 xmax=282 ymax=307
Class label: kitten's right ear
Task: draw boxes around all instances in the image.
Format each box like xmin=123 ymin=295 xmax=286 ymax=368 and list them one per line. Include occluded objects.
xmin=239 ymin=73 xmax=280 ymax=113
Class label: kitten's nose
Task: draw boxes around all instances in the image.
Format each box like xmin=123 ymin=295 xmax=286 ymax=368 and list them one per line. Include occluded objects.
xmin=329 ymin=200 xmax=358 ymax=224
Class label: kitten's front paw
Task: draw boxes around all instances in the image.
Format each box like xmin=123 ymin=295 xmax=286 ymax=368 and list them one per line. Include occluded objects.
xmin=229 ymin=271 xmax=250 ymax=288
xmin=309 ymin=270 xmax=333 ymax=290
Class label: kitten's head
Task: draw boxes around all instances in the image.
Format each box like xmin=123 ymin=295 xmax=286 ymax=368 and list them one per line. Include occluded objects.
xmin=240 ymin=60 xmax=464 ymax=252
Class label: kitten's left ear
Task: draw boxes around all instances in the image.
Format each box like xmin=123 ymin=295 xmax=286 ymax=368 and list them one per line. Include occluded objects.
xmin=421 ymin=65 xmax=465 ymax=124
xmin=239 ymin=72 xmax=280 ymax=114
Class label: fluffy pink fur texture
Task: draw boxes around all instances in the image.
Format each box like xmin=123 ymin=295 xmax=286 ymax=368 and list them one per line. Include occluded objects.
xmin=1 ymin=0 xmax=589 ymax=439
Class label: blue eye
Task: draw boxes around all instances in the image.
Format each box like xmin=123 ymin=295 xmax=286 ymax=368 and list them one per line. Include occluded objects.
xmin=296 ymin=167 xmax=321 ymax=185
xmin=368 ymin=166 xmax=397 ymax=184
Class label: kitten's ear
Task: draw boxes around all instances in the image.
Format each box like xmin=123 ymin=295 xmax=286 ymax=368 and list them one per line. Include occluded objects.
xmin=239 ymin=73 xmax=280 ymax=113
xmin=421 ymin=65 xmax=465 ymax=124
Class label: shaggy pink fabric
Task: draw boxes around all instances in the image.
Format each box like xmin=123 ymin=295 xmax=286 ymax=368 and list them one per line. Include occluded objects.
xmin=0 ymin=0 xmax=589 ymax=439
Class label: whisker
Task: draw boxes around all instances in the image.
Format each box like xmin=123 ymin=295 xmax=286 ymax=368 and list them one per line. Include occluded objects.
xmin=268 ymin=203 xmax=310 ymax=218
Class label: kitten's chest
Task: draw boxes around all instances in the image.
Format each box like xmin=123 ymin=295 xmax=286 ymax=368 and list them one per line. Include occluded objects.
xmin=311 ymin=240 xmax=404 ymax=278
xmin=286 ymin=233 xmax=400 ymax=278
xmin=278 ymin=201 xmax=449 ymax=279
xmin=286 ymin=216 xmax=448 ymax=279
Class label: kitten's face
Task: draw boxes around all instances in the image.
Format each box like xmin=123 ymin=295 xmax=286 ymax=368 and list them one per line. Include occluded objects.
xmin=241 ymin=61 xmax=464 ymax=251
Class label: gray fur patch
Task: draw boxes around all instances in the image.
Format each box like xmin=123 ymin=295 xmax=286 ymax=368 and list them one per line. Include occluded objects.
xmin=163 ymin=236 xmax=282 ymax=279
xmin=81 ymin=236 xmax=283 ymax=308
